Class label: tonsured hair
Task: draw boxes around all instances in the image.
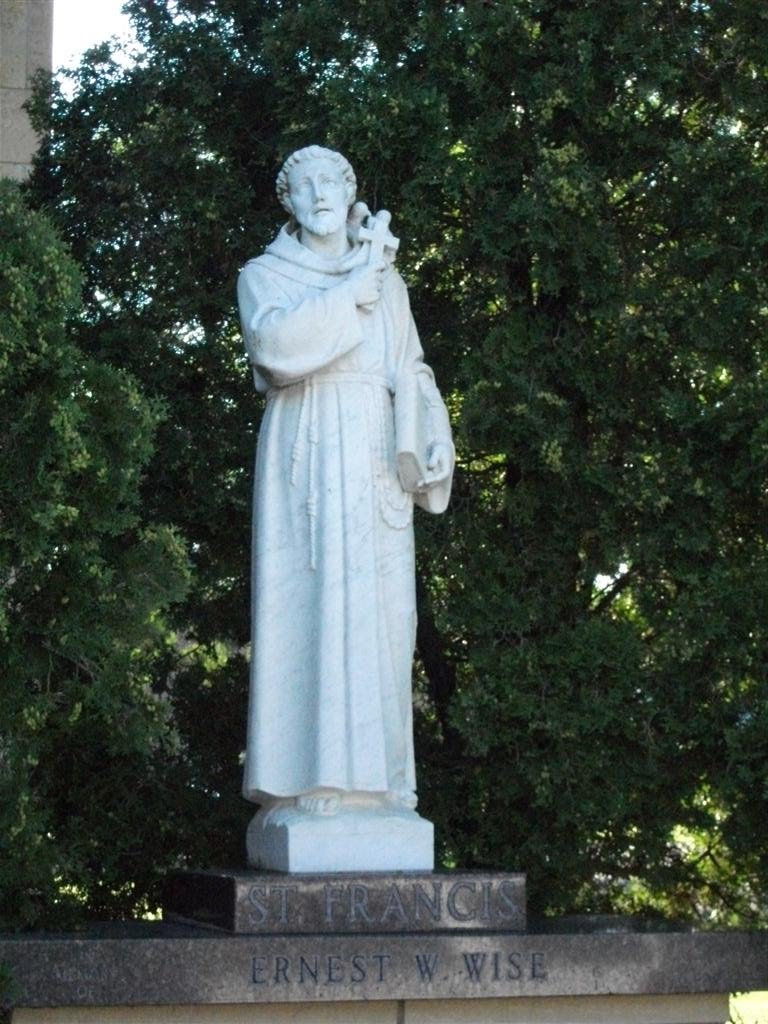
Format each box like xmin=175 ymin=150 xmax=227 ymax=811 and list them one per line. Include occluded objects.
xmin=275 ymin=146 xmax=357 ymax=213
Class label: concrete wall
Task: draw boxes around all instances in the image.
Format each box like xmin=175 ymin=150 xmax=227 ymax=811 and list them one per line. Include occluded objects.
xmin=12 ymin=993 xmax=732 ymax=1024
xmin=0 ymin=0 xmax=53 ymax=180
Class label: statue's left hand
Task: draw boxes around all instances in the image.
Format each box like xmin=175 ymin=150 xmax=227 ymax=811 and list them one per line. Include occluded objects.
xmin=419 ymin=442 xmax=453 ymax=489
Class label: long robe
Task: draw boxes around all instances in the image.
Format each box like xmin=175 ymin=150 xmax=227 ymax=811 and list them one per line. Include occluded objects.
xmin=238 ymin=225 xmax=452 ymax=805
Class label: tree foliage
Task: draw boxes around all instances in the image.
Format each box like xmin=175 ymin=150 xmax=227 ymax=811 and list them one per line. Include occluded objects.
xmin=17 ymin=0 xmax=768 ymax=926
xmin=0 ymin=180 xmax=190 ymax=928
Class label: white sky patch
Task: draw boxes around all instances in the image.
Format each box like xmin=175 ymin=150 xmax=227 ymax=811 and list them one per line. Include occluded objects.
xmin=53 ymin=0 xmax=136 ymax=69
xmin=594 ymin=562 xmax=630 ymax=593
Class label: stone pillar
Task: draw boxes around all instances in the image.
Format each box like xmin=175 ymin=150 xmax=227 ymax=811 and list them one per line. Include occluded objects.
xmin=0 ymin=0 xmax=53 ymax=180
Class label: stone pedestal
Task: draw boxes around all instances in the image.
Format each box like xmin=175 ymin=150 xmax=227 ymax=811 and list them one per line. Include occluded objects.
xmin=1 ymin=872 xmax=765 ymax=1023
xmin=162 ymin=870 xmax=527 ymax=934
xmin=246 ymin=805 xmax=435 ymax=872
xmin=0 ymin=922 xmax=765 ymax=1023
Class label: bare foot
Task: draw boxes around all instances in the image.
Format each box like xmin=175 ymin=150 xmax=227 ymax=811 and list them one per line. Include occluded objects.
xmin=296 ymin=791 xmax=341 ymax=816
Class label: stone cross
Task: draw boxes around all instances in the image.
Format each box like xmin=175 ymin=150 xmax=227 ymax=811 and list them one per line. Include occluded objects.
xmin=358 ymin=209 xmax=400 ymax=265
xmin=357 ymin=210 xmax=399 ymax=313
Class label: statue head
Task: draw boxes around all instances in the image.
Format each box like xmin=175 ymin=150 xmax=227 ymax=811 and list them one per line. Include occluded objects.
xmin=276 ymin=147 xmax=357 ymax=239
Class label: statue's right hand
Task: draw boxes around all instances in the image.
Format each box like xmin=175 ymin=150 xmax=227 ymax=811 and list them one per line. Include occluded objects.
xmin=347 ymin=259 xmax=387 ymax=308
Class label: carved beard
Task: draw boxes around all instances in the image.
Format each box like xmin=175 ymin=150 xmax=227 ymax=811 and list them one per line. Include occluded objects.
xmin=299 ymin=209 xmax=346 ymax=237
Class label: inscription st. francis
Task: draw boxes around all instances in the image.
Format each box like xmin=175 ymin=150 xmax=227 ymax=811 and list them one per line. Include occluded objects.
xmin=247 ymin=878 xmax=523 ymax=929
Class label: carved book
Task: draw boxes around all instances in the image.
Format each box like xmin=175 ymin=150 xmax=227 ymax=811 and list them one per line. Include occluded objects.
xmin=395 ymin=373 xmax=452 ymax=514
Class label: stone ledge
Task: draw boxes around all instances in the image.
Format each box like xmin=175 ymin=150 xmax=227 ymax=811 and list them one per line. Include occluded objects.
xmin=0 ymin=925 xmax=765 ymax=1007
xmin=9 ymin=993 xmax=736 ymax=1024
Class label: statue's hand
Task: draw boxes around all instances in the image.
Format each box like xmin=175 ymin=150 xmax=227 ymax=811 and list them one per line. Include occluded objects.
xmin=347 ymin=258 xmax=387 ymax=308
xmin=419 ymin=442 xmax=453 ymax=489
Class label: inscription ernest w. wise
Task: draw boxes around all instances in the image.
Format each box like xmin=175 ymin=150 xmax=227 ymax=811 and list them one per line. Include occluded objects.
xmin=251 ymin=948 xmax=548 ymax=988
xmin=247 ymin=877 xmax=522 ymax=930
xmin=6 ymin=929 xmax=768 ymax=1008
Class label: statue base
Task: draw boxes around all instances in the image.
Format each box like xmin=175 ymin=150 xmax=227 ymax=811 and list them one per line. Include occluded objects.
xmin=246 ymin=804 xmax=434 ymax=872
xmin=162 ymin=869 xmax=526 ymax=934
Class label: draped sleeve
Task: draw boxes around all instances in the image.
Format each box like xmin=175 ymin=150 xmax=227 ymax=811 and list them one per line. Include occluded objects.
xmin=389 ymin=272 xmax=455 ymax=512
xmin=237 ymin=259 xmax=364 ymax=392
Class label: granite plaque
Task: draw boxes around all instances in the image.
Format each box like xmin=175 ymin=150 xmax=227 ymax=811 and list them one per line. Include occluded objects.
xmin=0 ymin=927 xmax=766 ymax=1007
xmin=162 ymin=870 xmax=526 ymax=934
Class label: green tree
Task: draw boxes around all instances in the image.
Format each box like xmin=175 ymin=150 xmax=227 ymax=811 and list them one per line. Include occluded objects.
xmin=0 ymin=180 xmax=190 ymax=928
xmin=24 ymin=0 xmax=768 ymax=925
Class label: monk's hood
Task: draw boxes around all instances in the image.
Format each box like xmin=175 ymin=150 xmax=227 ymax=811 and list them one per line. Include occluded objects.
xmin=248 ymin=223 xmax=369 ymax=289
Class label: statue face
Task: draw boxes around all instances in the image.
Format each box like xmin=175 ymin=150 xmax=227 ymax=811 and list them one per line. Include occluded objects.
xmin=286 ymin=157 xmax=350 ymax=238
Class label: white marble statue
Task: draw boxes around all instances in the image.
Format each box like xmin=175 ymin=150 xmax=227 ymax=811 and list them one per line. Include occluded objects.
xmin=238 ymin=145 xmax=454 ymax=872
